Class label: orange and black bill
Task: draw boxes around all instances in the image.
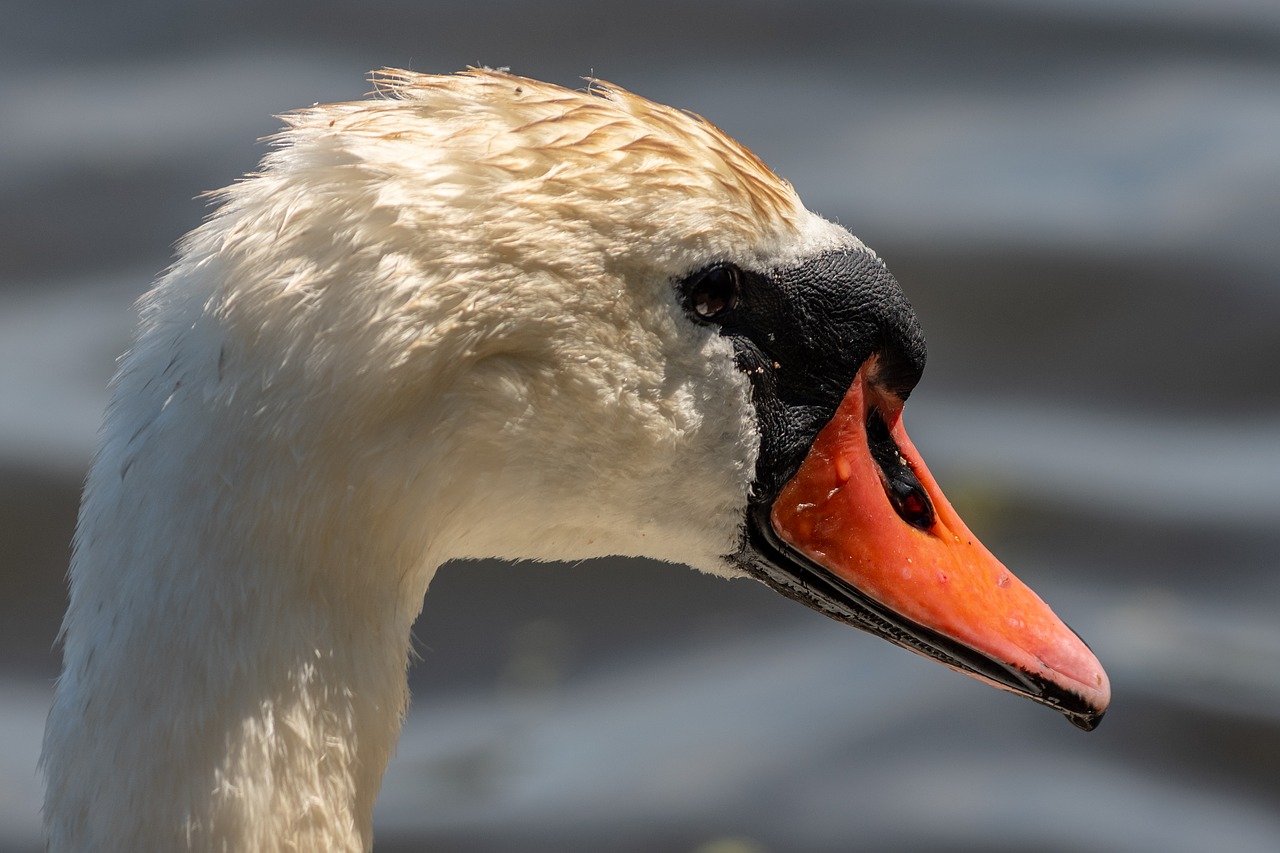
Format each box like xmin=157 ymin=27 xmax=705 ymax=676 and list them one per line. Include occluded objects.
xmin=742 ymin=359 xmax=1111 ymax=730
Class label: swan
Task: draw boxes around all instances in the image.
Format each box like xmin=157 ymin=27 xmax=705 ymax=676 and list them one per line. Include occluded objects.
xmin=41 ymin=68 xmax=1110 ymax=851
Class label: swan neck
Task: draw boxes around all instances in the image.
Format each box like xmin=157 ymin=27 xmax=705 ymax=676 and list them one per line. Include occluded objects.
xmin=41 ymin=392 xmax=444 ymax=851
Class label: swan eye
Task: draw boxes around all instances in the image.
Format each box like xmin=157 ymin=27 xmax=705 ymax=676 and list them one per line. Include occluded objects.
xmin=688 ymin=264 xmax=742 ymax=322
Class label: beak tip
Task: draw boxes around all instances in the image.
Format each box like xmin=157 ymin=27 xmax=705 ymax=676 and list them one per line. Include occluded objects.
xmin=1050 ymin=658 xmax=1110 ymax=732
xmin=1067 ymin=708 xmax=1106 ymax=732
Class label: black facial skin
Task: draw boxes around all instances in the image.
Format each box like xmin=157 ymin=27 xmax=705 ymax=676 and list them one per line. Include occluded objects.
xmin=676 ymin=247 xmax=1104 ymax=731
xmin=679 ymin=247 xmax=927 ymax=506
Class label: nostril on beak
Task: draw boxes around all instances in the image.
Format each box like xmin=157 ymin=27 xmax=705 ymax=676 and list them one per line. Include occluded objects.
xmin=866 ymin=407 xmax=935 ymax=531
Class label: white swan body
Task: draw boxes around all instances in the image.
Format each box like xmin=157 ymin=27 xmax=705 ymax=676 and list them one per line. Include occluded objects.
xmin=41 ymin=69 xmax=1108 ymax=851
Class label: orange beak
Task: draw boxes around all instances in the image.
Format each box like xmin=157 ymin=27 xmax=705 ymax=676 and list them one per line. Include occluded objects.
xmin=756 ymin=359 xmax=1110 ymax=729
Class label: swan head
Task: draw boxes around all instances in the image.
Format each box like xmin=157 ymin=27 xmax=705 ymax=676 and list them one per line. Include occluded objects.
xmin=45 ymin=66 xmax=1113 ymax=851
xmin=144 ymin=68 xmax=1108 ymax=728
xmin=171 ymin=71 xmax=811 ymax=566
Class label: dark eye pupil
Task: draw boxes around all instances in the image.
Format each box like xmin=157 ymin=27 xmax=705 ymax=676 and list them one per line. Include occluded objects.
xmin=692 ymin=265 xmax=740 ymax=319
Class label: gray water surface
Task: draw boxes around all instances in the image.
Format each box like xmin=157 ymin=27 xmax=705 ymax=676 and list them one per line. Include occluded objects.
xmin=3 ymin=2 xmax=1278 ymax=850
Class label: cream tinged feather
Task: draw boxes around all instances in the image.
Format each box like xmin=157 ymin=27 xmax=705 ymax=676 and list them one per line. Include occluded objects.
xmin=42 ymin=68 xmax=860 ymax=851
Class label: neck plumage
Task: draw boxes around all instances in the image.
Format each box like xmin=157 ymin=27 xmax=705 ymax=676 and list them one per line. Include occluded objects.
xmin=41 ymin=303 xmax=449 ymax=852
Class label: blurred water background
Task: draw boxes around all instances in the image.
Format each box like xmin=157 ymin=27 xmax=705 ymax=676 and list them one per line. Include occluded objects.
xmin=3 ymin=1 xmax=1279 ymax=851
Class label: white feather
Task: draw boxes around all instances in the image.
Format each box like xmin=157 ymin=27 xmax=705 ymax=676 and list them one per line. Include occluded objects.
xmin=41 ymin=68 xmax=860 ymax=851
